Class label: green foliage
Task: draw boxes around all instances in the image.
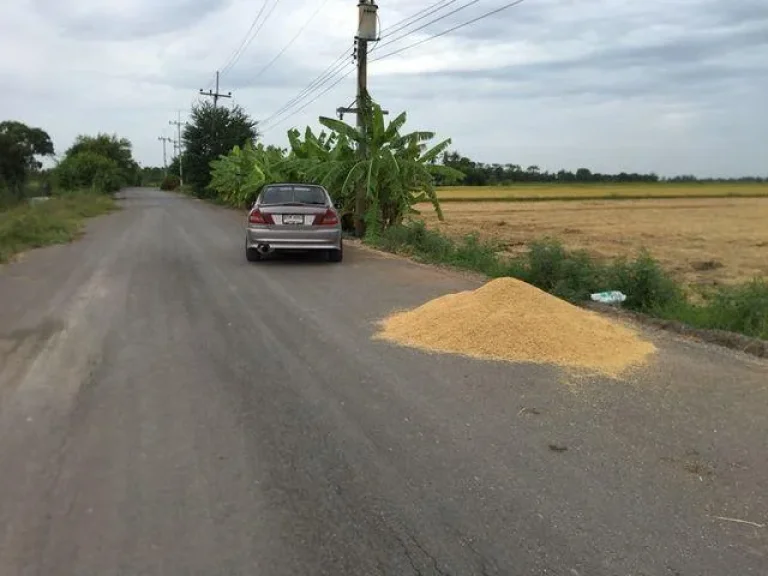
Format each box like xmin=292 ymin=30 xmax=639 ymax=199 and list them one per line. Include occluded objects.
xmin=190 ymin=99 xmax=460 ymax=238
xmin=183 ymin=102 xmax=259 ymax=197
xmin=65 ymin=133 xmax=139 ymax=185
xmin=53 ymin=132 xmax=139 ymax=194
xmin=0 ymin=121 xmax=55 ymax=202
xmin=160 ymin=174 xmax=181 ymax=191
xmin=311 ymin=102 xmax=462 ymax=235
xmin=56 ymin=151 xmax=124 ymax=193
xmin=141 ymin=166 xmax=166 ymax=186
xmin=608 ymin=251 xmax=683 ymax=312
xmin=208 ymin=142 xmax=265 ymax=206
xmin=371 ymin=223 xmax=767 ymax=341
xmin=523 ymin=240 xmax=603 ymax=302
xmin=0 ymin=193 xmax=115 ymax=263
xmin=667 ymin=280 xmax=768 ymax=340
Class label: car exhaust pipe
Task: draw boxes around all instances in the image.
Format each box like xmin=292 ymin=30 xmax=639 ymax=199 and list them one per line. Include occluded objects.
xmin=257 ymin=243 xmax=271 ymax=254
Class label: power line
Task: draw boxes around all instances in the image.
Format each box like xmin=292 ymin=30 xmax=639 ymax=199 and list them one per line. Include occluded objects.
xmin=370 ymin=0 xmax=527 ymax=63
xmin=376 ymin=0 xmax=459 ymax=41
xmin=258 ymin=44 xmax=354 ymax=126
xmin=373 ymin=0 xmax=483 ymax=54
xmin=221 ymin=0 xmax=284 ymax=78
xmin=253 ymin=0 xmax=330 ymax=81
xmin=260 ymin=65 xmax=355 ymax=133
xmin=219 ymin=0 xmax=270 ymax=78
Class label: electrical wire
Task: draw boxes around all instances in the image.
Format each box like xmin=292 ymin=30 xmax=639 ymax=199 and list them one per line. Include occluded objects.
xmin=217 ymin=1 xmax=270 ymax=80
xmin=370 ymin=0 xmax=527 ymax=63
xmin=373 ymin=0 xmax=483 ymax=54
xmin=253 ymin=0 xmax=330 ymax=80
xmin=260 ymin=66 xmax=355 ymax=133
xmin=378 ymin=0 xmax=451 ymax=35
xmin=376 ymin=0 xmax=459 ymax=42
xmin=258 ymin=44 xmax=353 ymax=126
xmin=221 ymin=0 xmax=284 ymax=78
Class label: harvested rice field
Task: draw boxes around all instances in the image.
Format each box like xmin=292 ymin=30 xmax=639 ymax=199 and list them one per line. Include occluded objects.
xmin=376 ymin=277 xmax=656 ymax=377
xmin=415 ymin=197 xmax=768 ymax=287
xmin=436 ymin=183 xmax=768 ymax=201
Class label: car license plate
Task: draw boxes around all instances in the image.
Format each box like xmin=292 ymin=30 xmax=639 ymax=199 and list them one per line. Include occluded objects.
xmin=283 ymin=214 xmax=303 ymax=225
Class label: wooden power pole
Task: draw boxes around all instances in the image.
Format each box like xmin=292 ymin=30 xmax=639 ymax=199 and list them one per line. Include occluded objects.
xmin=199 ymin=71 xmax=232 ymax=108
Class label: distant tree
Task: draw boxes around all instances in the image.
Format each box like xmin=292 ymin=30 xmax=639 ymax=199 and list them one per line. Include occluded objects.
xmin=575 ymin=168 xmax=592 ymax=182
xmin=140 ymin=165 xmax=166 ymax=186
xmin=65 ymin=133 xmax=139 ymax=184
xmin=183 ymin=102 xmax=259 ymax=197
xmin=0 ymin=120 xmax=54 ymax=200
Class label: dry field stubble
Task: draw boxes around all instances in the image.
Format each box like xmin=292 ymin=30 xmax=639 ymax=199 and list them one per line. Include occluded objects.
xmin=436 ymin=183 xmax=768 ymax=201
xmin=415 ymin=196 xmax=768 ymax=287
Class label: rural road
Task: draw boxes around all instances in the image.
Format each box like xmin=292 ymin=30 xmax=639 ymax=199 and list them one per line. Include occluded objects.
xmin=0 ymin=188 xmax=766 ymax=575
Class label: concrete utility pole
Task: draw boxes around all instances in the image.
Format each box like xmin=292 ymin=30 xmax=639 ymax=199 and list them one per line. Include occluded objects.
xmin=199 ymin=71 xmax=232 ymax=108
xmin=338 ymin=0 xmax=382 ymax=237
xmin=169 ymin=111 xmax=186 ymax=186
xmin=157 ymin=136 xmax=172 ymax=175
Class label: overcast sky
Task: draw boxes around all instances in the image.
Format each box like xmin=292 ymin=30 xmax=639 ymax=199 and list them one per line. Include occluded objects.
xmin=2 ymin=0 xmax=767 ymax=177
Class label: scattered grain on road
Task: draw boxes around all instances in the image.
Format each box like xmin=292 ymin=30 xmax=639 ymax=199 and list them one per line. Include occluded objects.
xmin=376 ymin=277 xmax=656 ymax=377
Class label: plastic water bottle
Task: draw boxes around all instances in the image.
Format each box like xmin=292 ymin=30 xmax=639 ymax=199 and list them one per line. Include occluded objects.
xmin=590 ymin=291 xmax=627 ymax=305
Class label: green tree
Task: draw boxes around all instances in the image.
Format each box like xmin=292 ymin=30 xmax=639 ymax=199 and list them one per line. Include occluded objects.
xmin=56 ymin=151 xmax=124 ymax=193
xmin=0 ymin=121 xmax=54 ymax=200
xmin=65 ymin=133 xmax=139 ymax=185
xmin=308 ymin=102 xmax=462 ymax=236
xmin=208 ymin=141 xmax=266 ymax=207
xmin=183 ymin=102 xmax=259 ymax=197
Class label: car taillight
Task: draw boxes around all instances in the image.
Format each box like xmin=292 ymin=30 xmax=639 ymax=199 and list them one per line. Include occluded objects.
xmin=248 ymin=209 xmax=273 ymax=224
xmin=314 ymin=209 xmax=339 ymax=226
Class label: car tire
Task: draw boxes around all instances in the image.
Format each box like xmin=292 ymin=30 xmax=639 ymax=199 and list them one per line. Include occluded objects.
xmin=327 ymin=242 xmax=343 ymax=263
xmin=246 ymin=247 xmax=262 ymax=262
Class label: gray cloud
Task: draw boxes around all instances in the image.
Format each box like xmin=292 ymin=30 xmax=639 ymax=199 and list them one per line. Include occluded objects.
xmin=1 ymin=0 xmax=766 ymax=177
xmin=31 ymin=0 xmax=231 ymax=40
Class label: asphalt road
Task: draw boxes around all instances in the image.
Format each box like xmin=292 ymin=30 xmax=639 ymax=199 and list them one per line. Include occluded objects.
xmin=0 ymin=188 xmax=766 ymax=575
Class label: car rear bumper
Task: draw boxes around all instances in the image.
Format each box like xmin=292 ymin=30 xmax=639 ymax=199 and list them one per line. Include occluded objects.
xmin=246 ymin=226 xmax=342 ymax=251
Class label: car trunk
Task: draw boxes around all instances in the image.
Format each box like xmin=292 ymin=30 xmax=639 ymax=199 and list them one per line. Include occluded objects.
xmin=259 ymin=204 xmax=329 ymax=228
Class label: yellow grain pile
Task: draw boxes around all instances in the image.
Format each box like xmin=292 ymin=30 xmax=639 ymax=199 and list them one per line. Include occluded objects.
xmin=375 ymin=277 xmax=656 ymax=377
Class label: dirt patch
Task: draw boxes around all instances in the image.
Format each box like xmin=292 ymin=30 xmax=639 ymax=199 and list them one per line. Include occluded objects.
xmin=375 ymin=277 xmax=656 ymax=378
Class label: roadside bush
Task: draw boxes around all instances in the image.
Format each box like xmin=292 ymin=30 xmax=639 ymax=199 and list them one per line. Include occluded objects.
xmin=55 ymin=151 xmax=124 ymax=193
xmin=671 ymin=280 xmax=768 ymax=340
xmin=160 ymin=175 xmax=181 ymax=191
xmin=608 ymin=251 xmax=683 ymax=312
xmin=519 ymin=239 xmax=602 ymax=302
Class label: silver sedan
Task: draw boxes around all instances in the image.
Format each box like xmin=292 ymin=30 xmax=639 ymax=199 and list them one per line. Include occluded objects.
xmin=245 ymin=183 xmax=343 ymax=262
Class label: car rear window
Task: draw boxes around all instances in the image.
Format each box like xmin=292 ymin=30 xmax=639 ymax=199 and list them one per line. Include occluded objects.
xmin=260 ymin=185 xmax=327 ymax=205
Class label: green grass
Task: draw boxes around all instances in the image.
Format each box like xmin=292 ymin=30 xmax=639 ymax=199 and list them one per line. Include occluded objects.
xmin=0 ymin=193 xmax=117 ymax=263
xmin=369 ymin=222 xmax=768 ymax=341
xmin=436 ymin=183 xmax=768 ymax=202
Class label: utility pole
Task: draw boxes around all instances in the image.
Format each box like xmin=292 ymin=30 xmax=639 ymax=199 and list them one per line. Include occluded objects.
xmin=157 ymin=136 xmax=172 ymax=175
xmin=199 ymin=71 xmax=232 ymax=108
xmin=169 ymin=110 xmax=186 ymax=186
xmin=339 ymin=1 xmax=380 ymax=237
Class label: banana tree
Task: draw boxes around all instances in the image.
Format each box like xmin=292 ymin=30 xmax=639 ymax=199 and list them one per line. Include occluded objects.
xmin=312 ymin=101 xmax=463 ymax=236
xmin=208 ymin=141 xmax=265 ymax=207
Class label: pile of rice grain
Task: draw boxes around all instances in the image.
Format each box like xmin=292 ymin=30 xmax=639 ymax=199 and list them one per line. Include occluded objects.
xmin=375 ymin=277 xmax=656 ymax=377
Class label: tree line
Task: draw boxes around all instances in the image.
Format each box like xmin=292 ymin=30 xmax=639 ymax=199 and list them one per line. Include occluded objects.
xmin=0 ymin=119 xmax=141 ymax=207
xmin=435 ymin=151 xmax=767 ymax=186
